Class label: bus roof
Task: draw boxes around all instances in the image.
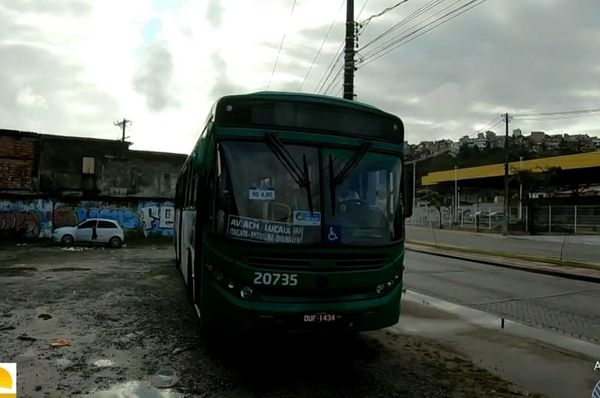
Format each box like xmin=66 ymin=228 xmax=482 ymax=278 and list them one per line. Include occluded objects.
xmin=216 ymin=91 xmax=399 ymax=119
xmin=213 ymin=91 xmax=404 ymax=144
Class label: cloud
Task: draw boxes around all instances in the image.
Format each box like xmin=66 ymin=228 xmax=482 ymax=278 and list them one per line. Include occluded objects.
xmin=0 ymin=0 xmax=91 ymax=16
xmin=133 ymin=43 xmax=179 ymax=111
xmin=16 ymin=86 xmax=47 ymax=109
xmin=209 ymin=52 xmax=245 ymax=98
xmin=1 ymin=0 xmax=600 ymax=152
xmin=206 ymin=0 xmax=223 ymax=28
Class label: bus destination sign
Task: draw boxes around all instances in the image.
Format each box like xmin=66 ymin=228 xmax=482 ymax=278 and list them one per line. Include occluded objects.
xmin=228 ymin=215 xmax=303 ymax=244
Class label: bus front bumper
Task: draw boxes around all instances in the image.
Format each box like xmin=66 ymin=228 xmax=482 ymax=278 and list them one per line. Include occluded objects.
xmin=200 ymin=280 xmax=403 ymax=333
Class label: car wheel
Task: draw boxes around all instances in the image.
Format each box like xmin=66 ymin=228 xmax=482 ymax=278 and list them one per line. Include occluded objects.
xmin=61 ymin=234 xmax=75 ymax=247
xmin=109 ymin=236 xmax=123 ymax=248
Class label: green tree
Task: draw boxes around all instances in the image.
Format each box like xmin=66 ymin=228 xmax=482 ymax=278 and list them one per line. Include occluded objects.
xmin=417 ymin=189 xmax=445 ymax=229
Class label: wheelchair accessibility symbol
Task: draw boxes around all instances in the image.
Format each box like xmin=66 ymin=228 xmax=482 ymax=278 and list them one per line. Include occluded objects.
xmin=326 ymin=225 xmax=341 ymax=243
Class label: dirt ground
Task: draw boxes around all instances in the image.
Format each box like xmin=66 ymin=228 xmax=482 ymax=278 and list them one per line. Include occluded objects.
xmin=0 ymin=243 xmax=539 ymax=397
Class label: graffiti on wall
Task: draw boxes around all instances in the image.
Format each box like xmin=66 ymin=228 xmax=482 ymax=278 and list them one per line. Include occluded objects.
xmin=54 ymin=202 xmax=140 ymax=231
xmin=139 ymin=201 xmax=175 ymax=237
xmin=76 ymin=206 xmax=139 ymax=230
xmin=0 ymin=199 xmax=175 ymax=239
xmin=0 ymin=200 xmax=52 ymax=238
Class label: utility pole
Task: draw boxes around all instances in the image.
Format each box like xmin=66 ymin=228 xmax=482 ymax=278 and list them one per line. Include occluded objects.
xmin=343 ymin=0 xmax=355 ymax=100
xmin=503 ymin=113 xmax=510 ymax=235
xmin=114 ymin=118 xmax=132 ymax=142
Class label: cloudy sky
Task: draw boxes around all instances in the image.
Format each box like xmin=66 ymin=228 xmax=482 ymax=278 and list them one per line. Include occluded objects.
xmin=1 ymin=0 xmax=599 ymax=153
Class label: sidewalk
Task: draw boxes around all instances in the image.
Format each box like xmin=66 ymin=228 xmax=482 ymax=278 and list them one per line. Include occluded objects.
xmin=406 ymin=241 xmax=600 ymax=283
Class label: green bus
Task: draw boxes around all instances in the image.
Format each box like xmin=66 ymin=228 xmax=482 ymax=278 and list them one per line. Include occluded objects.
xmin=174 ymin=91 xmax=413 ymax=332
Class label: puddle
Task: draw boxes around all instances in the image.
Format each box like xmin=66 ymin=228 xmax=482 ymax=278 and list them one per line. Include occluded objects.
xmin=48 ymin=267 xmax=91 ymax=272
xmin=84 ymin=381 xmax=183 ymax=398
xmin=0 ymin=266 xmax=37 ymax=276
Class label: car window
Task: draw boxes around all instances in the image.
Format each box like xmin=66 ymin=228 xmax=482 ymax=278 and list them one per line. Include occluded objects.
xmin=77 ymin=220 xmax=97 ymax=229
xmin=98 ymin=221 xmax=117 ymax=229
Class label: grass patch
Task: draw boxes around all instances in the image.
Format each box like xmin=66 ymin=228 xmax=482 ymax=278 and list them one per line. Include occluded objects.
xmin=406 ymin=240 xmax=600 ymax=271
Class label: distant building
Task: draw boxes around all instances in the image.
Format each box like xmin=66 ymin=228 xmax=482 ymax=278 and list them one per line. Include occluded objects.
xmin=545 ymin=134 xmax=562 ymax=150
xmin=474 ymin=133 xmax=488 ymax=150
xmin=513 ymin=129 xmax=522 ymax=137
xmin=449 ymin=142 xmax=460 ymax=157
xmin=490 ymin=136 xmax=505 ymax=149
xmin=529 ymin=131 xmax=546 ymax=145
xmin=459 ymin=135 xmax=474 ymax=148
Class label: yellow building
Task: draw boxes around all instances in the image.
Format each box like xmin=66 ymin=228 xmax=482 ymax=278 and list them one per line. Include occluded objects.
xmin=422 ymin=152 xmax=600 ymax=187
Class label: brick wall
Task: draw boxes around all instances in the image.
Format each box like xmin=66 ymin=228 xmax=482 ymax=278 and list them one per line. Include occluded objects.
xmin=0 ymin=136 xmax=36 ymax=190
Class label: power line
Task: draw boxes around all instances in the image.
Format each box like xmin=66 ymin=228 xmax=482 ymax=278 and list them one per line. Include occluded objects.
xmin=314 ymin=0 xmax=369 ymax=95
xmin=513 ymin=107 xmax=600 ymax=118
xmin=299 ymin=0 xmax=345 ymax=92
xmin=360 ymin=0 xmax=446 ymax=52
xmin=357 ymin=0 xmax=370 ymax=19
xmin=361 ymin=0 xmax=477 ymax=60
xmin=359 ymin=0 xmax=487 ymax=68
xmin=267 ymin=0 xmax=298 ymax=90
xmin=361 ymin=0 xmax=454 ymax=56
xmin=323 ymin=65 xmax=344 ymax=95
xmin=315 ymin=44 xmax=344 ymax=93
xmin=472 ymin=115 xmax=502 ymax=136
xmin=359 ymin=0 xmax=410 ymax=26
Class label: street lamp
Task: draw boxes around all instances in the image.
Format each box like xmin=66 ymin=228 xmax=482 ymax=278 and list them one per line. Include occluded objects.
xmin=454 ymin=166 xmax=458 ymax=223
xmin=518 ymin=157 xmax=524 ymax=218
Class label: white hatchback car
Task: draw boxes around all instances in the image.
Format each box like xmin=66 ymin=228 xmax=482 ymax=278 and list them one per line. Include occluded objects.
xmin=53 ymin=218 xmax=125 ymax=248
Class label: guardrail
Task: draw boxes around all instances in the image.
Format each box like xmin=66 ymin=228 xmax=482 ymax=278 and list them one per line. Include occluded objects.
xmin=408 ymin=204 xmax=600 ymax=235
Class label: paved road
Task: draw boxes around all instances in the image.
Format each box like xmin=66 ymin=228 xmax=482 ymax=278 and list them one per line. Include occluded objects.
xmin=0 ymin=245 xmax=526 ymax=397
xmin=404 ymin=250 xmax=600 ymax=343
xmin=407 ymin=225 xmax=600 ymax=264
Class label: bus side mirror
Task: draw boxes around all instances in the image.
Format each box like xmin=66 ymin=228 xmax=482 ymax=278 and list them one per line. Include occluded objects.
xmin=403 ymin=169 xmax=413 ymax=218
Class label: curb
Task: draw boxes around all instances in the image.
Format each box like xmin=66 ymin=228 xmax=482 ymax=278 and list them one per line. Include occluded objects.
xmin=406 ymin=245 xmax=600 ymax=284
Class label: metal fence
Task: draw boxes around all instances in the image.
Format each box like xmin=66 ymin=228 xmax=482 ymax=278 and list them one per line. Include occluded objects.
xmin=408 ymin=204 xmax=600 ymax=234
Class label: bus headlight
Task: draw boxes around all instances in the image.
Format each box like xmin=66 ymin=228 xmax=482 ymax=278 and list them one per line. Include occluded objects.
xmin=376 ymin=283 xmax=386 ymax=295
xmin=240 ymin=287 xmax=253 ymax=299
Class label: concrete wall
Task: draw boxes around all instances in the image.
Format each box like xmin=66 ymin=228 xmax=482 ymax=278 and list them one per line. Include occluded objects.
xmin=0 ymin=198 xmax=175 ymax=239
xmin=98 ymin=151 xmax=182 ymax=198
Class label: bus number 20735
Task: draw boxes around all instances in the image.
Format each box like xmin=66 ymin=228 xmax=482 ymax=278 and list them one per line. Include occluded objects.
xmin=253 ymin=272 xmax=298 ymax=286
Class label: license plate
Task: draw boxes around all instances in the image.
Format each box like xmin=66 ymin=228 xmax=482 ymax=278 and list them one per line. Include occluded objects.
xmin=303 ymin=313 xmax=338 ymax=323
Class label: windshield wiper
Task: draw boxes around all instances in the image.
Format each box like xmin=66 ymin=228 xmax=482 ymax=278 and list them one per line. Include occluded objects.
xmin=265 ymin=134 xmax=314 ymax=214
xmin=328 ymin=142 xmax=372 ymax=216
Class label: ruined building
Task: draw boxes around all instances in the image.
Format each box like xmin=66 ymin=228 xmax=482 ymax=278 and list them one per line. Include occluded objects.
xmin=0 ymin=129 xmax=186 ymax=239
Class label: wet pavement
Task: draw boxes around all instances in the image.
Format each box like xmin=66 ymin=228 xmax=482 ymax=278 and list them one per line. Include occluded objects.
xmin=396 ymin=291 xmax=600 ymax=398
xmin=404 ymin=250 xmax=600 ymax=343
xmin=0 ymin=243 xmax=567 ymax=397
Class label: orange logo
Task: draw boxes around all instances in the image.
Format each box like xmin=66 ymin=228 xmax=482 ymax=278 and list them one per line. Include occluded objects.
xmin=0 ymin=363 xmax=16 ymax=398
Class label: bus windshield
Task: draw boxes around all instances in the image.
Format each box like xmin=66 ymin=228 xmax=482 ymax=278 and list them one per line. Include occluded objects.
xmin=216 ymin=141 xmax=321 ymax=245
xmin=215 ymin=140 xmax=403 ymax=246
xmin=324 ymin=148 xmax=403 ymax=245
